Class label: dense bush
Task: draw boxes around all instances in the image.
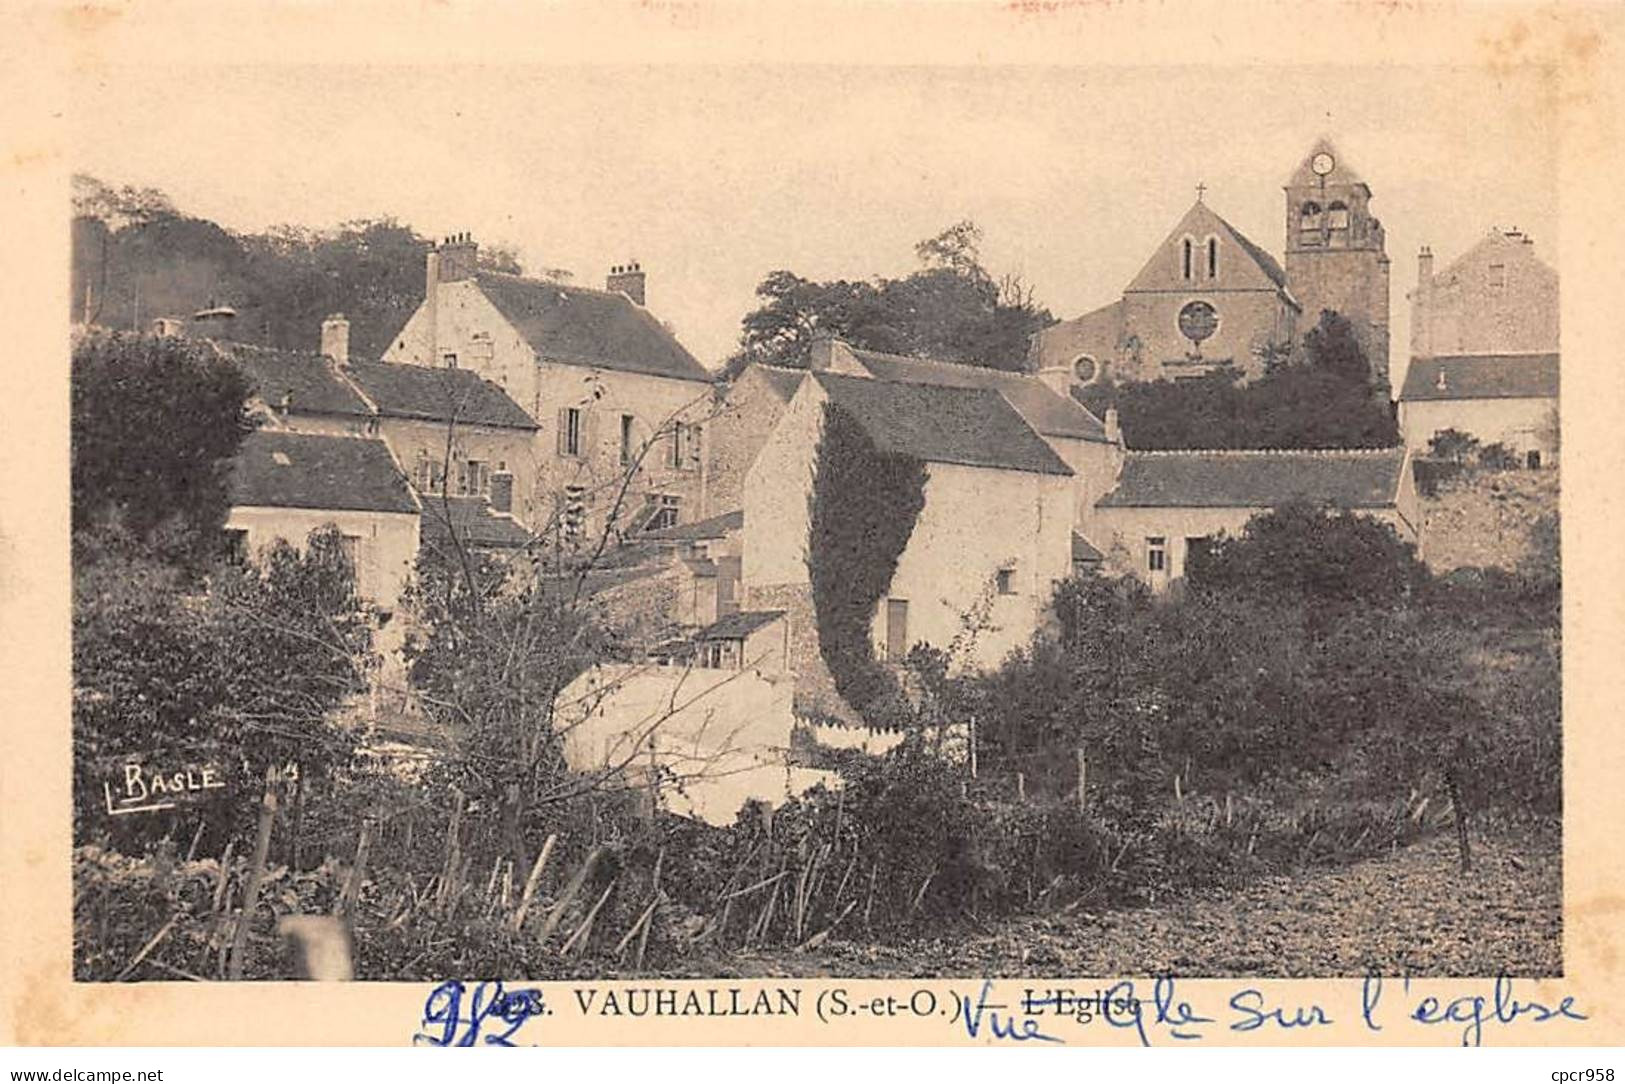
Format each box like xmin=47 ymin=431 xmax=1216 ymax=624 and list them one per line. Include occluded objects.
xmin=1077 ymin=311 xmax=1398 ymax=451
xmin=72 ymin=330 xmax=255 ymax=563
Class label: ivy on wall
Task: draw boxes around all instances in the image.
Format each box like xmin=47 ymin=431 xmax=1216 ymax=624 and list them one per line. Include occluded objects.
xmin=805 ymin=402 xmax=928 ymax=721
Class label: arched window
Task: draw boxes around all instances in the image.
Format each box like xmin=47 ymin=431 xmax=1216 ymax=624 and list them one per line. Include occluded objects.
xmin=1206 ymin=236 xmax=1219 ymax=278
xmin=1299 ymin=201 xmax=1322 ymax=230
xmin=1181 ymin=237 xmax=1194 ymax=280
xmin=1327 ymin=201 xmax=1350 ymax=230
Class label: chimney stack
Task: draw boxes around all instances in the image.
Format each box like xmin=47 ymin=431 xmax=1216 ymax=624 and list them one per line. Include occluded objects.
xmin=1104 ymin=407 xmax=1122 ymax=446
xmin=1413 ymin=246 xmax=1435 ymax=360
xmin=806 ymin=333 xmax=864 ymax=375
xmin=606 ymin=261 xmax=646 ymax=307
xmin=191 ymin=303 xmax=238 ymax=342
xmin=437 ymin=232 xmax=479 ymax=283
xmin=321 ymin=313 xmax=350 ymax=366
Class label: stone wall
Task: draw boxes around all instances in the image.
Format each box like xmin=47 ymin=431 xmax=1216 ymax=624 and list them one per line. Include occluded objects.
xmin=742 ymin=582 xmax=859 ymax=723
xmin=1418 ymin=467 xmax=1558 ymax=573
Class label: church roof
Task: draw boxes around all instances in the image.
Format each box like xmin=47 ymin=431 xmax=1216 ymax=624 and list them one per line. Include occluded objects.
xmin=1399 ymin=353 xmax=1559 ymax=402
xmin=1285 ymin=138 xmax=1369 ymax=190
xmin=228 ymin=431 xmax=419 ymax=514
xmin=1125 ymin=200 xmax=1290 ymax=295
xmin=812 ymin=371 xmax=1074 ymax=476
xmin=474 ymin=270 xmax=712 ymax=384
xmin=1097 ymin=448 xmax=1406 ymax=509
xmin=848 ymin=346 xmax=1110 ymax=442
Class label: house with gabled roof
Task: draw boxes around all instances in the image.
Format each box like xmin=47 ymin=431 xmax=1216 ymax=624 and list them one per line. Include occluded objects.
xmin=1090 ymin=447 xmax=1420 ymax=589
xmin=212 ymin=313 xmax=541 ymax=552
xmin=224 ymin=430 xmax=422 ymax=607
xmin=1400 ymin=229 xmax=1560 ymax=467
xmin=742 ymin=340 xmax=1077 ymax=693
xmin=380 ymin=235 xmax=716 ymax=548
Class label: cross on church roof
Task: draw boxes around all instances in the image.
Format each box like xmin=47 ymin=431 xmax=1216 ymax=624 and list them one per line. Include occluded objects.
xmin=1196 ymin=181 xmax=1207 ymax=202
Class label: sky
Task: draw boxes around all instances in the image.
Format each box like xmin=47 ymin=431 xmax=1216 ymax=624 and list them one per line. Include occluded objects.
xmin=72 ymin=63 xmax=1559 ymax=373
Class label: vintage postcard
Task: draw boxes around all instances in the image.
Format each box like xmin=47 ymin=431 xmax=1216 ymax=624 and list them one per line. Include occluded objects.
xmin=2 ymin=0 xmax=1623 ymax=1054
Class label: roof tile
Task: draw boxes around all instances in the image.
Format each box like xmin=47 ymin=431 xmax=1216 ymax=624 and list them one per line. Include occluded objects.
xmin=812 ymin=371 xmax=1073 ymax=477
xmin=475 ymin=271 xmax=712 ymax=383
xmin=1098 ymin=448 xmax=1406 ymax=509
xmin=228 ymin=431 xmax=418 ymax=514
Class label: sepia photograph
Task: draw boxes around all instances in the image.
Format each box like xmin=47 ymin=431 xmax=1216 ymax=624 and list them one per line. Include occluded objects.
xmin=8 ymin=1 xmax=1623 ymax=1060
xmin=61 ymin=60 xmax=1566 ymax=987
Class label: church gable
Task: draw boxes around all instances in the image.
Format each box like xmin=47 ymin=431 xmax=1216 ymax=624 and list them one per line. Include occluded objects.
xmin=1125 ymin=201 xmax=1285 ymax=295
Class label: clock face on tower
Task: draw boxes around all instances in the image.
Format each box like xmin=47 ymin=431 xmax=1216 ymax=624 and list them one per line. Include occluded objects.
xmin=1311 ymin=151 xmax=1335 ymax=176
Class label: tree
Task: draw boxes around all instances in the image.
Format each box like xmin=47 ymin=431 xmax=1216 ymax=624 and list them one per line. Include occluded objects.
xmin=72 ymin=330 xmax=255 ymax=561
xmin=1301 ymin=309 xmax=1370 ymax=385
xmin=1185 ymin=501 xmax=1429 ymax=616
xmin=1426 ymin=427 xmax=1480 ymax=463
xmin=1075 ymin=309 xmax=1398 ymax=451
xmin=722 ymin=221 xmax=1054 ymax=378
xmin=73 ymin=527 xmax=374 ymax=850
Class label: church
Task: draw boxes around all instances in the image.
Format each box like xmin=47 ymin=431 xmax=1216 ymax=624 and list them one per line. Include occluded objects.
xmin=1030 ymin=139 xmax=1391 ymax=392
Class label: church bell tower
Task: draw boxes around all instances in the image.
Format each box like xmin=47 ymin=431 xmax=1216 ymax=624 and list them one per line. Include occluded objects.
xmin=1283 ymin=138 xmax=1391 ymax=393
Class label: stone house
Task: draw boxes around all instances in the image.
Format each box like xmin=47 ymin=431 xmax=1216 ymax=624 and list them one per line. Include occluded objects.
xmin=380 ymin=236 xmax=716 ymax=547
xmin=1400 ymin=229 xmax=1560 ymax=466
xmin=1397 ymin=354 xmax=1559 ymax=469
xmin=704 ymin=365 xmax=806 ymax=517
xmin=1409 ymin=228 xmax=1558 ymax=360
xmin=218 ymin=315 xmax=540 ymax=554
xmin=1090 ymin=447 xmax=1420 ymax=590
xmin=224 ymin=429 xmax=422 ymax=609
xmin=742 ymin=350 xmax=1076 ymax=678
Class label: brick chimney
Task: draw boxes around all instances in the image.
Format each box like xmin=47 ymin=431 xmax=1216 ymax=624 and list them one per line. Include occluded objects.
xmin=437 ymin=232 xmax=478 ymax=283
xmin=320 ymin=313 xmax=350 ymax=366
xmin=1412 ymin=246 xmax=1435 ymax=359
xmin=606 ymin=261 xmax=646 ymax=306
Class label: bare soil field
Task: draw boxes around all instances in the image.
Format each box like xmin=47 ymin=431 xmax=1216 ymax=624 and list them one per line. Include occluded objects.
xmin=694 ymin=830 xmax=1561 ymax=979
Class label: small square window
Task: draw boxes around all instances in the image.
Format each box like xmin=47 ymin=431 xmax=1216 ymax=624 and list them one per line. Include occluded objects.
xmin=995 ymin=568 xmax=1016 ymax=595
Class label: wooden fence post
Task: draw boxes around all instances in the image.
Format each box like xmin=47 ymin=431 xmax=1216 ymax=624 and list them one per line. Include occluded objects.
xmin=228 ymin=765 xmax=279 ymax=981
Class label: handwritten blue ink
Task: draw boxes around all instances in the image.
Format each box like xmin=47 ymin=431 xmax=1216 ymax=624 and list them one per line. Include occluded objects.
xmin=1410 ymin=975 xmax=1586 ymax=1048
xmin=960 ymin=980 xmax=1063 ymax=1044
xmin=415 ymin=979 xmax=546 ymax=1047
xmin=1361 ymin=974 xmax=1383 ymax=1032
xmin=1228 ymin=988 xmax=1332 ymax=1032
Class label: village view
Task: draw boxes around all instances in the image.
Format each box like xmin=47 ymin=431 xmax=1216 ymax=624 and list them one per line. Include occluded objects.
xmin=70 ymin=138 xmax=1561 ymax=982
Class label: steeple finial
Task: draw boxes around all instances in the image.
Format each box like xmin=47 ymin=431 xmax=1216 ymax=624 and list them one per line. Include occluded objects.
xmin=1196 ymin=181 xmax=1207 ymax=203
